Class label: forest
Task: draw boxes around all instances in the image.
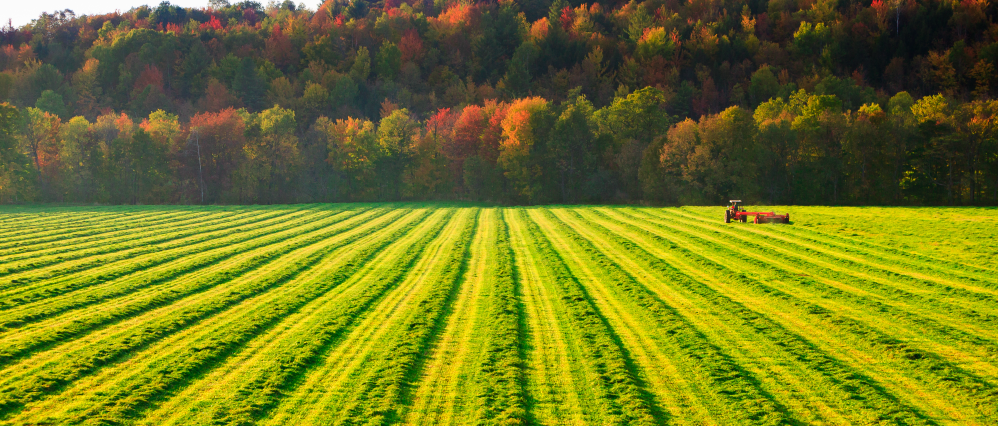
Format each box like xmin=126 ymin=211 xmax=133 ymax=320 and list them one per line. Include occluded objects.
xmin=0 ymin=0 xmax=996 ymax=205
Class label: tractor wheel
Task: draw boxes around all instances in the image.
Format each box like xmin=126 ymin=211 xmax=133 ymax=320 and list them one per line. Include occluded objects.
xmin=724 ymin=210 xmax=730 ymax=223
xmin=740 ymin=215 xmax=747 ymax=223
xmin=784 ymin=214 xmax=790 ymax=224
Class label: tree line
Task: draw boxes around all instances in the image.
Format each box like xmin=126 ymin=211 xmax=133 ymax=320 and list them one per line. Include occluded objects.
xmin=1 ymin=0 xmax=997 ymax=205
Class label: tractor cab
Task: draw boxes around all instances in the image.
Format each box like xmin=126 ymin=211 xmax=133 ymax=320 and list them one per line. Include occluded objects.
xmin=724 ymin=200 xmax=790 ymax=224
xmin=724 ymin=200 xmax=746 ymax=223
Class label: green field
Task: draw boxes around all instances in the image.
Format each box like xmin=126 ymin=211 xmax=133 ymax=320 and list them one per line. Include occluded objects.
xmin=0 ymin=204 xmax=996 ymax=426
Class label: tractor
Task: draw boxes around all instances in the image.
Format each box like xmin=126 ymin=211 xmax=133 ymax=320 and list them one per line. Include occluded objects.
xmin=724 ymin=200 xmax=790 ymax=224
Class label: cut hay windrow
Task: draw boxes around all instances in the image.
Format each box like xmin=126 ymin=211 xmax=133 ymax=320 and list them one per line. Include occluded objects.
xmin=588 ymin=208 xmax=998 ymax=423
xmin=673 ymin=208 xmax=998 ymax=289
xmin=650 ymin=208 xmax=998 ymax=311
xmin=512 ymin=209 xmax=658 ymax=426
xmin=466 ymin=209 xmax=527 ymax=426
xmin=0 ymin=208 xmax=383 ymax=366
xmin=141 ymin=209 xmax=459 ymax=426
xmin=0 ymin=208 xmax=421 ymax=418
xmin=0 ymin=207 xmax=292 ymax=286
xmin=19 ymin=209 xmax=448 ymax=426
xmin=326 ymin=209 xmax=478 ymax=426
xmin=576 ymin=208 xmax=937 ymax=425
xmin=0 ymin=207 xmax=258 ymax=269
xmin=0 ymin=207 xmax=350 ymax=321
xmin=0 ymin=206 xmax=315 ymax=294
xmin=0 ymin=205 xmax=994 ymax=425
xmin=0 ymin=208 xmax=194 ymax=252
xmin=616 ymin=209 xmax=998 ymax=364
xmin=534 ymin=208 xmax=787 ymax=425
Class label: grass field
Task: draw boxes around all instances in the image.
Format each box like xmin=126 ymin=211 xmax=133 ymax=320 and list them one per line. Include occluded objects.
xmin=0 ymin=204 xmax=996 ymax=425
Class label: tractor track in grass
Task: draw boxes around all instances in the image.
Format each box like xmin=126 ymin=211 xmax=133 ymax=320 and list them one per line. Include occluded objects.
xmin=0 ymin=208 xmax=410 ymax=420
xmin=0 ymin=208 xmax=378 ymax=366
xmin=615 ymin=208 xmax=998 ymax=373
xmin=590 ymin=208 xmax=992 ymax=423
xmin=259 ymin=209 xmax=471 ymax=426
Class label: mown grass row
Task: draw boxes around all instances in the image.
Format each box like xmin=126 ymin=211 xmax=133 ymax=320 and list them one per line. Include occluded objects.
xmin=0 ymin=208 xmax=381 ymax=366
xmin=326 ymin=209 xmax=478 ymax=426
xmin=581 ymin=207 xmax=989 ymax=423
xmin=0 ymin=208 xmax=271 ymax=280
xmin=509 ymin=209 xmax=658 ymax=426
xmin=0 ymin=208 xmax=204 ymax=253
xmin=0 ymin=206 xmax=326 ymax=312
xmin=467 ymin=210 xmax=527 ymax=426
xmin=535 ymin=209 xmax=790 ymax=425
xmin=655 ymin=208 xmax=998 ymax=315
xmin=610 ymin=209 xmax=998 ymax=421
xmin=51 ymin=208 xmax=449 ymax=426
xmin=0 ymin=208 xmax=177 ymax=243
xmin=0 ymin=206 xmax=313 ymax=295
xmin=0 ymin=207 xmax=207 ymax=251
xmin=138 ymin=209 xmax=460 ymax=426
xmin=677 ymin=208 xmax=998 ymax=290
xmin=0 ymin=207 xmax=251 ymax=266
xmin=626 ymin=209 xmax=998 ymax=358
xmin=0 ymin=207 xmax=357 ymax=329
xmin=0 ymin=209 xmax=419 ymax=418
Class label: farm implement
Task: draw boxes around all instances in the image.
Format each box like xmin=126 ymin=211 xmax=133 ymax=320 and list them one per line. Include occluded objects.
xmin=724 ymin=200 xmax=790 ymax=224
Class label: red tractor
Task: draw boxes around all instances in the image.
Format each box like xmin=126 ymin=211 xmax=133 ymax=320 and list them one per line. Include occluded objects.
xmin=724 ymin=200 xmax=790 ymax=224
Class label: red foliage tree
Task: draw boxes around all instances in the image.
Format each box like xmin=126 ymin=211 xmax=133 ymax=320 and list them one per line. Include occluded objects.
xmin=189 ymin=108 xmax=246 ymax=201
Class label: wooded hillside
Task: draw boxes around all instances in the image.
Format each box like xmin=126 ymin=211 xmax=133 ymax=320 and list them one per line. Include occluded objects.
xmin=0 ymin=0 xmax=996 ymax=204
